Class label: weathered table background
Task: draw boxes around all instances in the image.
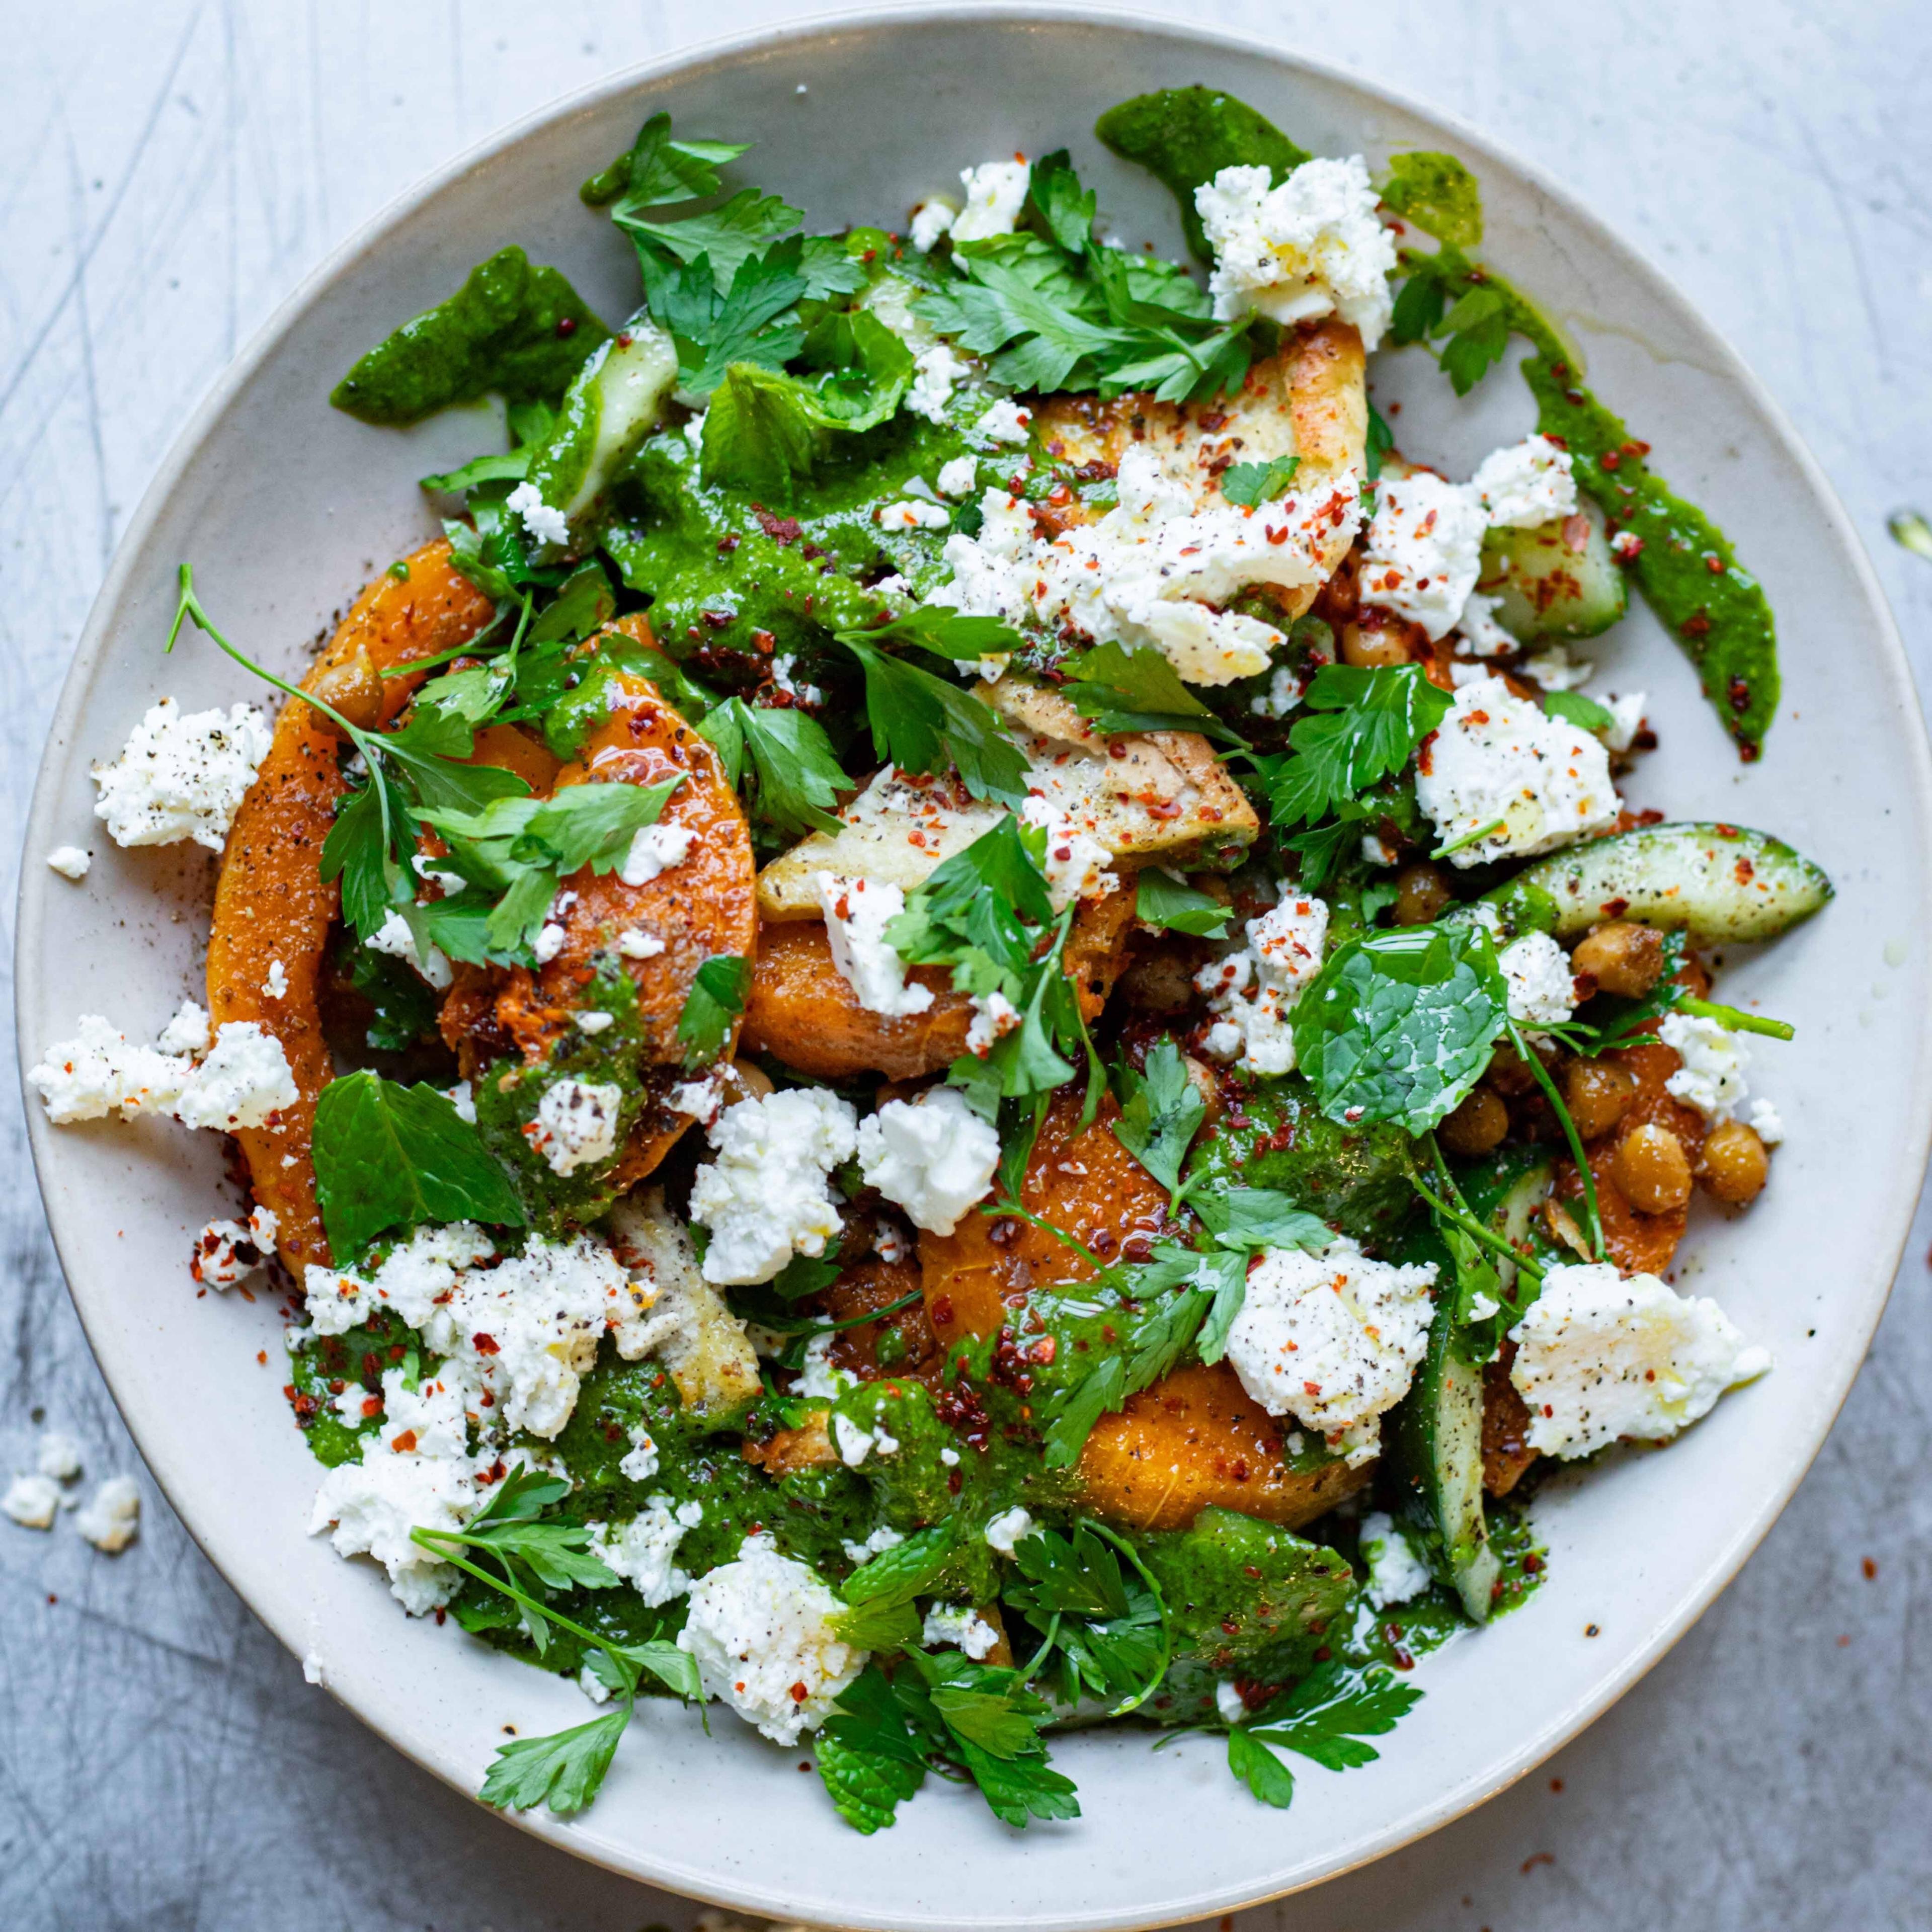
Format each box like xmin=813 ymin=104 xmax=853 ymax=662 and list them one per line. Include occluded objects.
xmin=4 ymin=3 xmax=1929 ymax=1927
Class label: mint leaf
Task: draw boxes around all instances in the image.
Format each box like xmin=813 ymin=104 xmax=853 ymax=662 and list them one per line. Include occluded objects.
xmin=1364 ymin=399 xmax=1394 ymax=483
xmin=1134 ymin=869 xmax=1232 ymax=938
xmin=1542 ymin=689 xmax=1615 ymax=732
xmin=818 ymin=1665 xmax=931 ymax=1833
xmin=312 ymin=1072 xmax=527 ymax=1262
xmin=481 ymin=1707 xmax=629 ymax=1817
xmin=1220 ymin=455 xmax=1301 ymax=507
xmin=1112 ymin=1039 xmax=1205 ymax=1200
xmin=678 ymin=954 xmax=751 ymax=1067
xmin=839 ymin=1522 xmax=957 ymax=1613
xmin=1290 ymin=921 xmax=1509 ymax=1134
xmin=1264 ymin=665 xmax=1452 ymax=828
xmin=839 ymin=633 xmax=1031 ymax=807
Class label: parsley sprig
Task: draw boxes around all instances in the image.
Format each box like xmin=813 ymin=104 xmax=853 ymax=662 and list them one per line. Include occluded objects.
xmin=1214 ymin=1662 xmax=1423 ymax=1809
xmin=1003 ymin=1519 xmax=1172 ymax=1716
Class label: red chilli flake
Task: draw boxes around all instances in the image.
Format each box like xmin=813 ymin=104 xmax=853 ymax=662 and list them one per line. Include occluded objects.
xmin=472 ymin=1333 xmax=501 ymax=1356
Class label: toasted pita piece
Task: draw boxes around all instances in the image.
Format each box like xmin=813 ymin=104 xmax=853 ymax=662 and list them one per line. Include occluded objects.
xmin=756 ymin=680 xmax=1256 ymax=921
xmin=1078 ymin=1362 xmax=1369 ymax=1532
xmin=445 ymin=615 xmax=757 ymax=1192
xmin=741 ymin=884 xmax=1136 ymax=1081
xmin=208 ymin=538 xmax=495 ymax=1276
xmin=1032 ymin=321 xmax=1366 ymax=621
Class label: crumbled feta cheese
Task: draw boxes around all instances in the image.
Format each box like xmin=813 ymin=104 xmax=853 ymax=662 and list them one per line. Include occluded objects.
xmin=532 ymin=922 xmax=567 ymax=964
xmin=984 ymin=1505 xmax=1034 ymax=1555
xmin=579 ymin=1663 xmax=614 ymax=1705
xmin=618 ymin=1424 xmax=661 ymax=1484
xmin=92 ymin=697 xmax=272 ymax=851
xmin=36 ymin=1433 xmax=84 ymax=1483
xmin=1361 ymin=834 xmax=1397 ymax=866
xmin=1193 ymin=157 xmax=1398 ymax=347
xmin=1610 ymin=528 xmax=1645 ymax=560
xmin=45 ymin=845 xmax=91 ymax=880
xmin=973 ymin=397 xmax=1033 ymax=446
xmin=1595 ymin=691 xmax=1648 ymax=755
xmin=688 ymin=1088 xmax=859 ymax=1284
xmin=1413 ymin=674 xmax=1619 ymax=868
xmin=1498 ymin=931 xmax=1578 ymax=1027
xmin=877 ymin=498 xmax=951 ymax=532
xmin=842 ymin=1524 xmax=906 ymax=1566
xmin=909 ymin=199 xmax=957 ymax=251
xmin=576 ymin=1011 xmax=614 ymax=1035
xmin=304 ymin=1224 xmax=498 ymax=1335
xmin=907 ymin=343 xmax=971 ymax=423
xmin=950 ymin=159 xmax=1030 ymax=244
xmin=1357 ymin=1511 xmax=1433 ymax=1608
xmin=677 ymin=1533 xmax=864 ymax=1745
xmin=1360 ymin=470 xmax=1488 ymax=640
xmin=155 ymin=1000 xmax=211 ymax=1057
xmin=934 ymin=445 xmax=1360 ymax=687
xmin=858 ymin=1086 xmax=1000 ymax=1235
xmin=814 ymin=872 xmax=934 ymax=1018
xmin=872 ymin=1220 xmax=910 ymax=1265
xmin=832 ymin=1413 xmax=877 ymax=1467
xmin=965 ymin=989 xmax=1021 ymax=1056
xmin=1215 ymin=1680 xmax=1248 ymax=1727
xmin=1019 ymin=797 xmax=1116 ymax=911
xmin=670 ymin=1074 xmax=725 ymax=1126
xmin=1225 ymin=1238 xmax=1438 ymax=1464
xmin=792 ymin=1330 xmax=858 ymax=1402
xmin=27 ymin=1015 xmax=195 ymax=1122
xmin=3 ymin=1474 xmax=61 ymax=1529
xmin=506 ymin=479 xmax=571 ymax=549
xmin=1195 ymin=889 xmax=1328 ymax=1076
xmin=1658 ymin=1013 xmax=1752 ymax=1121
xmin=366 ymin=906 xmax=453 ymax=989
xmin=770 ymin=654 xmax=824 ymax=706
xmin=618 ymin=820 xmax=695 ymax=887
xmin=616 ymin=926 xmax=666 ymax=959
xmin=309 ymin=1370 xmax=477 ymax=1613
xmin=1249 ymin=659 xmax=1316 ymax=719
xmin=923 ymin=1603 xmax=1000 ymax=1660
xmin=302 ymin=1652 xmax=328 ymax=1686
xmin=523 ymin=1078 xmax=623 ymax=1176
xmin=1508 ymin=1262 xmax=1771 ymax=1458
xmin=256 ymin=960 xmax=286 ymax=1004
xmin=445 ymin=1079 xmax=476 ymax=1123
xmin=191 ymin=1203 xmax=279 ymax=1287
xmin=593 ymin=1496 xmax=705 ymax=1606
xmin=1471 ymin=434 xmax=1578 ymax=529
xmin=74 ymin=1475 xmax=141 ymax=1553
xmin=1520 ymin=644 xmax=1593 ymax=692
xmin=1455 ymin=590 xmax=1518 ymax=658
xmin=936 ymin=455 xmax=979 ymax=499
xmin=171 ymin=1023 xmax=300 ymax=1131
xmin=939 ymin=1446 xmax=961 ymax=1468
xmin=1748 ymin=1097 xmax=1785 ymax=1145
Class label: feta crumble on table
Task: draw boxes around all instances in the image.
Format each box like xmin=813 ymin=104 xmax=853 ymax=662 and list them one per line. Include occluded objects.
xmin=813 ymin=872 xmax=934 ymax=1017
xmin=858 ymin=1086 xmax=1001 ymax=1235
xmin=908 ymin=198 xmax=957 ymax=252
xmin=1225 ymin=1237 xmax=1439 ymax=1465
xmin=74 ymin=1474 xmax=141 ymax=1553
xmin=1413 ymin=674 xmax=1619 ymax=868
xmin=677 ymin=1532 xmax=865 ymax=1745
xmin=1196 ymin=889 xmax=1329 ymax=1077
xmin=3 ymin=1474 xmax=61 ymax=1530
xmin=1595 ymin=690 xmax=1648 ymax=755
xmin=1193 ymin=156 xmax=1398 ymax=347
xmin=984 ymin=1505 xmax=1034 ymax=1555
xmin=523 ymin=1078 xmax=624 ymax=1176
xmin=45 ymin=845 xmax=91 ymax=879
xmin=366 ymin=905 xmax=453 ymax=989
xmin=619 ymin=820 xmax=696 ymax=887
xmin=688 ymin=1087 xmax=859 ymax=1285
xmin=191 ymin=1203 xmax=279 ymax=1287
xmin=1658 ymin=1012 xmax=1753 ymax=1121
xmin=1471 ymin=433 xmax=1579 ymax=529
xmin=506 ymin=479 xmax=571 ymax=549
xmin=936 ymin=454 xmax=979 ymax=499
xmin=92 ymin=697 xmax=272 ymax=851
xmin=1359 ymin=469 xmax=1489 ymax=640
xmin=1748 ymin=1097 xmax=1785 ymax=1145
xmin=28 ymin=1013 xmax=297 ymax=1131
xmin=949 ymin=158 xmax=1030 ymax=244
xmin=592 ymin=1496 xmax=705 ymax=1607
xmin=1498 ymin=931 xmax=1578 ymax=1027
xmin=1508 ymin=1262 xmax=1771 ymax=1459
xmin=877 ymin=498 xmax=951 ymax=532
xmin=1357 ymin=1512 xmax=1433 ymax=1609
xmin=923 ymin=1603 xmax=1001 ymax=1660
xmin=36 ymin=1432 xmax=84 ymax=1483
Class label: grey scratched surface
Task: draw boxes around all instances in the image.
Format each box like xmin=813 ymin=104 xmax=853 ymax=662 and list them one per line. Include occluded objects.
xmin=3 ymin=3 xmax=1930 ymax=1928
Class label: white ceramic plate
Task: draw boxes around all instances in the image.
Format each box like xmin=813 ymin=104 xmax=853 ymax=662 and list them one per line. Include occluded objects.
xmin=18 ymin=8 xmax=1931 ymax=1926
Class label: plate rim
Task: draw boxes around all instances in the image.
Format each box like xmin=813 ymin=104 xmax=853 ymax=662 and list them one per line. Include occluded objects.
xmin=18 ymin=4 xmax=1932 ymax=1922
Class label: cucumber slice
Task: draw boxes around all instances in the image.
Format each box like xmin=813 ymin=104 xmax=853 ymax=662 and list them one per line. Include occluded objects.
xmin=1478 ymin=505 xmax=1625 ymax=641
xmin=1395 ymin=1298 xmax=1499 ymax=1623
xmin=1510 ymin=821 xmax=1833 ymax=943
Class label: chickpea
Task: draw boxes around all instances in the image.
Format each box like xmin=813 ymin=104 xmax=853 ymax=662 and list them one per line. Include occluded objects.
xmin=1571 ymin=920 xmax=1666 ymax=998
xmin=1181 ymin=1053 xmax=1225 ymax=1130
xmin=1339 ymin=616 xmax=1415 ymax=669
xmin=1438 ymin=1086 xmax=1509 ymax=1157
xmin=1612 ymin=1122 xmax=1693 ymax=1214
xmin=1699 ymin=1118 xmax=1769 ymax=1204
xmin=1485 ymin=1042 xmax=1543 ymax=1096
xmin=1564 ymin=1060 xmax=1637 ymax=1141
xmin=1394 ymin=862 xmax=1452 ymax=926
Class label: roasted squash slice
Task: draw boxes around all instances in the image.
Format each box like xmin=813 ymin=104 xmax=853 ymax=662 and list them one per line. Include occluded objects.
xmin=207 ymin=539 xmax=496 ymax=1275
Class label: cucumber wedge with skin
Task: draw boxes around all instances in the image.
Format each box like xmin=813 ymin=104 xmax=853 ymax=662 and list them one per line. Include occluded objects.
xmin=1508 ymin=822 xmax=1832 ymax=943
xmin=1478 ymin=505 xmax=1626 ymax=642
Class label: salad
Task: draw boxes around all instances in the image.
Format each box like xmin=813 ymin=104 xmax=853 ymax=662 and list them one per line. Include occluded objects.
xmin=30 ymin=86 xmax=1830 ymax=1834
